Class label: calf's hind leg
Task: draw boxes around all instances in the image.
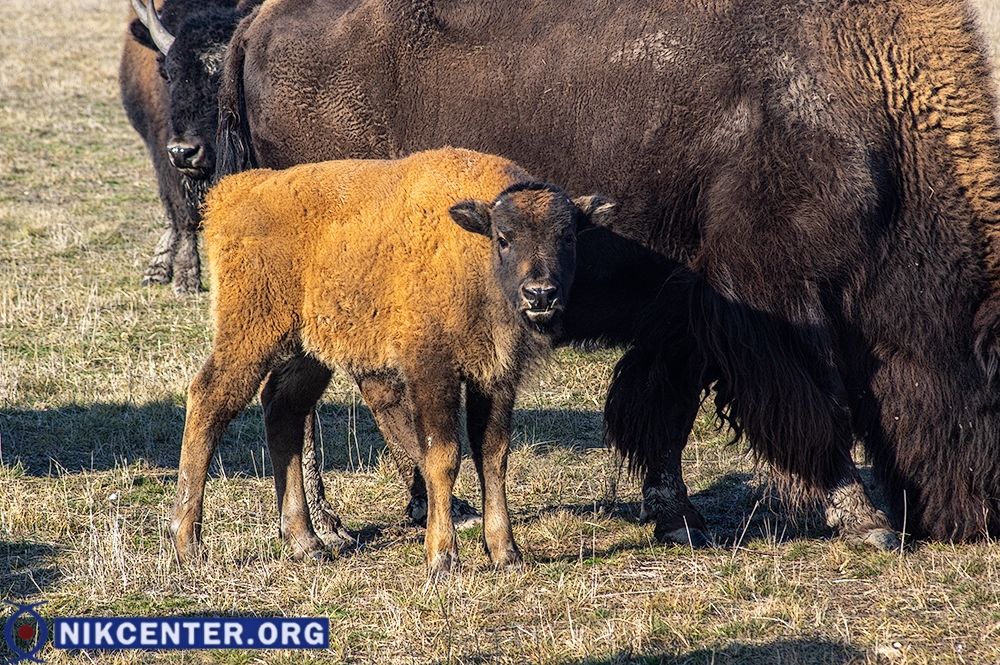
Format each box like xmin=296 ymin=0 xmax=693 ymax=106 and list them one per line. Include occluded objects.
xmin=171 ymin=342 xmax=280 ymax=563
xmin=467 ymin=384 xmax=521 ymax=566
xmin=262 ymin=353 xmax=352 ymax=560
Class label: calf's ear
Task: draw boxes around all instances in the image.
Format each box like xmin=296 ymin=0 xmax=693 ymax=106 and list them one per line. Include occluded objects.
xmin=449 ymin=200 xmax=492 ymax=237
xmin=572 ymin=194 xmax=616 ymax=232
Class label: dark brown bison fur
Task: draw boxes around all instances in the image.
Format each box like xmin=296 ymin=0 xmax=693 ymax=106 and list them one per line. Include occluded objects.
xmin=217 ymin=0 xmax=1000 ymax=543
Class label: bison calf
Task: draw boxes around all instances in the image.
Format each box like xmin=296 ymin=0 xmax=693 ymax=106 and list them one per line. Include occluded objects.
xmin=171 ymin=147 xmax=612 ymax=576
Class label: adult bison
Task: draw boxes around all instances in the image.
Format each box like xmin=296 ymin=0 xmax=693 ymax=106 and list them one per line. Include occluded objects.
xmin=210 ymin=0 xmax=1000 ymax=550
xmin=119 ymin=0 xmax=259 ymax=293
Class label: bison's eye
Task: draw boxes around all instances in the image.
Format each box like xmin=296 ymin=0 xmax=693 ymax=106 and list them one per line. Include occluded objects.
xmin=497 ymin=234 xmax=510 ymax=251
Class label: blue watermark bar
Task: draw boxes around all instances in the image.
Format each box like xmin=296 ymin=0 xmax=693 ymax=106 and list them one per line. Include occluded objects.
xmin=52 ymin=617 xmax=329 ymax=650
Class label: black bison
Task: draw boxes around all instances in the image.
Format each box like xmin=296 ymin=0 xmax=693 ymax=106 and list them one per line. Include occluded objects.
xmin=212 ymin=0 xmax=1000 ymax=546
xmin=174 ymin=147 xmax=612 ymax=574
xmin=119 ymin=0 xmax=258 ymax=293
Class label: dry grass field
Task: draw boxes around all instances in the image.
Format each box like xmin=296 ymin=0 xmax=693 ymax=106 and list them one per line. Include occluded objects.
xmin=2 ymin=1 xmax=1000 ymax=663
xmin=981 ymin=1 xmax=1000 ymax=104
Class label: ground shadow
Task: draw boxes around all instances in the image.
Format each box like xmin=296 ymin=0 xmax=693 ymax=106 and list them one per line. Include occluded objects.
xmin=0 ymin=400 xmax=603 ymax=477
xmin=0 ymin=540 xmax=61 ymax=599
xmin=564 ymin=638 xmax=863 ymax=664
xmin=527 ymin=468 xmax=893 ymax=564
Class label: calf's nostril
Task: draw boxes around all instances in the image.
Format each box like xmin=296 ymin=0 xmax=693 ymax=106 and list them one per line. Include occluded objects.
xmin=521 ymin=283 xmax=558 ymax=308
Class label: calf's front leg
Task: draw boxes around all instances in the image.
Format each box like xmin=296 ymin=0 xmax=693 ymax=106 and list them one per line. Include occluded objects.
xmin=355 ymin=374 xmax=482 ymax=529
xmin=467 ymin=384 xmax=521 ymax=567
xmin=407 ymin=376 xmax=462 ymax=578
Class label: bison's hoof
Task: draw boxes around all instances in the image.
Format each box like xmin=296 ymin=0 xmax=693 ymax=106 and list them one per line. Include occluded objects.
xmin=317 ymin=526 xmax=355 ymax=552
xmin=172 ymin=272 xmax=203 ymax=294
xmin=426 ymin=551 xmax=461 ymax=581
xmin=313 ymin=509 xmax=356 ymax=552
xmin=407 ymin=496 xmax=482 ymax=531
xmin=849 ymin=527 xmax=902 ymax=551
xmin=655 ymin=524 xmax=713 ymax=548
xmin=141 ymin=270 xmax=171 ymax=287
xmin=172 ymin=281 xmax=202 ymax=295
xmin=451 ymin=497 xmax=483 ymax=531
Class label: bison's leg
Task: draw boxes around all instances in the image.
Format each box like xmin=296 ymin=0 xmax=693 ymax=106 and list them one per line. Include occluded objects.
xmin=141 ymin=224 xmax=176 ymax=286
xmin=171 ymin=348 xmax=273 ymax=563
xmin=356 ymin=374 xmax=482 ymax=530
xmin=640 ymin=453 xmax=710 ymax=547
xmin=822 ymin=471 xmax=899 ymax=549
xmin=466 ymin=384 xmax=521 ymax=567
xmin=262 ymin=354 xmax=351 ymax=560
xmin=691 ymin=244 xmax=899 ymax=549
xmin=141 ymin=150 xmax=185 ymax=288
xmin=604 ymin=315 xmax=711 ymax=547
xmin=171 ymin=221 xmax=202 ymax=294
xmin=278 ymin=364 xmax=346 ymax=546
xmin=406 ymin=374 xmax=462 ymax=578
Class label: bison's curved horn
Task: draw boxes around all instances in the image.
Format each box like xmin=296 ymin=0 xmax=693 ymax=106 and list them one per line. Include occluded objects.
xmin=143 ymin=0 xmax=175 ymax=54
xmin=130 ymin=0 xmax=149 ymax=24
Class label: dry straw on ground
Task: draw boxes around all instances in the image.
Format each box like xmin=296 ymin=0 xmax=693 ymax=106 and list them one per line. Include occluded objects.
xmin=2 ymin=1 xmax=1000 ymax=663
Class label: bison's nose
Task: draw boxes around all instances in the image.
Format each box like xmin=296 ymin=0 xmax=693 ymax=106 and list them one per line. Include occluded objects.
xmin=167 ymin=141 xmax=206 ymax=170
xmin=521 ymin=282 xmax=558 ymax=310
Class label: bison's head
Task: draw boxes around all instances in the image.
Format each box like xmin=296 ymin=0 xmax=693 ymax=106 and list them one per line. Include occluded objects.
xmin=130 ymin=0 xmax=244 ymax=180
xmin=449 ymin=184 xmax=615 ymax=336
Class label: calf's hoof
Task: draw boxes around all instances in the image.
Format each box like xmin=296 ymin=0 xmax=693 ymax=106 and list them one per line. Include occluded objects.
xmin=407 ymin=496 xmax=482 ymax=531
xmin=426 ymin=550 xmax=461 ymax=581
xmin=169 ymin=527 xmax=202 ymax=565
xmin=845 ymin=527 xmax=902 ymax=551
xmin=489 ymin=545 xmax=523 ymax=569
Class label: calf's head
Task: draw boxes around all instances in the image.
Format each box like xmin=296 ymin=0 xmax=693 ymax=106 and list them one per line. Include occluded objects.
xmin=449 ymin=183 xmax=614 ymax=334
xmin=130 ymin=0 xmax=242 ymax=179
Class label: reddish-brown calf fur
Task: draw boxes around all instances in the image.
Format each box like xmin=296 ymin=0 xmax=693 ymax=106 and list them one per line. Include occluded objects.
xmin=172 ymin=148 xmax=591 ymax=575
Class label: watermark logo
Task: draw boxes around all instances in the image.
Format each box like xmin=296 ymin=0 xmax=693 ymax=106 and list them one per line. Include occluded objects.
xmin=2 ymin=601 xmax=329 ymax=658
xmin=3 ymin=602 xmax=47 ymax=664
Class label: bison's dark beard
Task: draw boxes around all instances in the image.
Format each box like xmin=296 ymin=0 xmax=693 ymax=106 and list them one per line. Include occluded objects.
xmin=182 ymin=174 xmax=212 ymax=222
